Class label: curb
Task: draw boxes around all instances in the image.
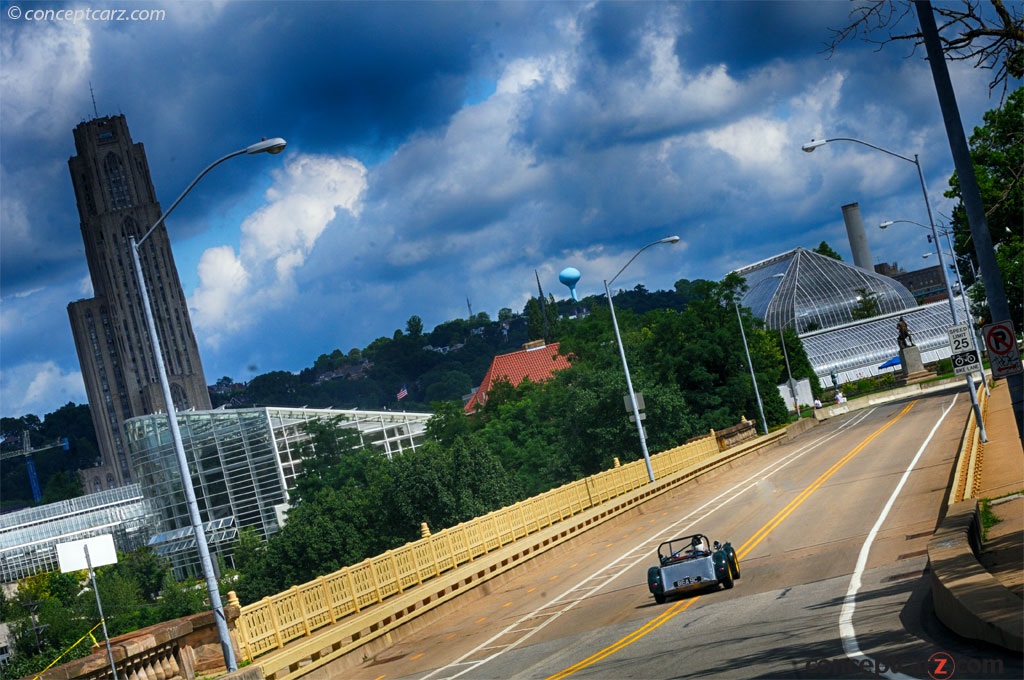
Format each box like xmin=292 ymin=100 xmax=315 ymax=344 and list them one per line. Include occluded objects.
xmin=927 ymin=500 xmax=1023 ymax=653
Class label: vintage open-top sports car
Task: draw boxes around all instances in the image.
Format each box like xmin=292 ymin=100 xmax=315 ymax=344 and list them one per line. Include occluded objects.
xmin=647 ymin=533 xmax=740 ymax=603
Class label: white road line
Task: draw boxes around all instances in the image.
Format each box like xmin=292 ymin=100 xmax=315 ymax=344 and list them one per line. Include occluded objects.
xmin=839 ymin=395 xmax=959 ymax=680
xmin=419 ymin=409 xmax=878 ymax=680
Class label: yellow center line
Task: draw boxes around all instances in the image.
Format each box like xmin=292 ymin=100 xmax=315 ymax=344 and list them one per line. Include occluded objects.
xmin=546 ymin=401 xmax=916 ymax=680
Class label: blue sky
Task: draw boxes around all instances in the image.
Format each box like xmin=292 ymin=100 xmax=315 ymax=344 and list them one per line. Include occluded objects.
xmin=0 ymin=1 xmax=1012 ymax=418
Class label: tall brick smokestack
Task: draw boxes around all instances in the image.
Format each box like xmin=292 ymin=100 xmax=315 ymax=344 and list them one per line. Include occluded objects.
xmin=842 ymin=202 xmax=873 ymax=271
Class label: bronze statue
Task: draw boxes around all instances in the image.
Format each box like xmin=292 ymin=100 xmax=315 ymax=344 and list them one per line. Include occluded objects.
xmin=897 ymin=316 xmax=913 ymax=348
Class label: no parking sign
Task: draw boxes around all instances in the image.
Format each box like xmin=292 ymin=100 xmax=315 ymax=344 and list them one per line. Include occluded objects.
xmin=982 ymin=320 xmax=1023 ymax=378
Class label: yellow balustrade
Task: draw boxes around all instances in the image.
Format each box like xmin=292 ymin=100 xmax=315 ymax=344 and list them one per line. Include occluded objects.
xmin=236 ymin=432 xmax=727 ymax=663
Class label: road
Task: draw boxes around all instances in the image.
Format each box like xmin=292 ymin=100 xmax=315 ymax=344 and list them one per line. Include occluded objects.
xmin=345 ymin=388 xmax=1022 ymax=679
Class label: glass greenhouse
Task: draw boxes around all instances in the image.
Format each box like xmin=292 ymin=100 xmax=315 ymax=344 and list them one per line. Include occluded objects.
xmin=0 ymin=484 xmax=151 ymax=582
xmin=124 ymin=407 xmax=432 ymax=575
xmin=733 ymin=248 xmax=959 ymax=386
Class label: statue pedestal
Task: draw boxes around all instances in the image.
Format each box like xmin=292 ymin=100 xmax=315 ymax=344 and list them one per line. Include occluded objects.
xmin=898 ymin=345 xmax=932 ymax=384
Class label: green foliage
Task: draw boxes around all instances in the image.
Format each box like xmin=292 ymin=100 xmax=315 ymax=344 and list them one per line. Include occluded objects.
xmin=406 ymin=315 xmax=424 ymax=337
xmin=813 ymin=241 xmax=843 ymax=260
xmin=1 ymin=545 xmax=207 ymax=677
xmin=114 ymin=546 xmax=170 ymax=602
xmin=155 ymin=577 xmax=208 ymax=621
xmin=946 ymin=86 xmax=1023 ymax=325
xmin=1 ymin=403 xmax=100 ymax=509
xmin=42 ymin=470 xmax=87 ymax=504
xmin=525 ymin=297 xmax=547 ymax=341
xmin=233 ymin=427 xmax=520 ymax=603
xmin=850 ymin=288 xmax=881 ymax=320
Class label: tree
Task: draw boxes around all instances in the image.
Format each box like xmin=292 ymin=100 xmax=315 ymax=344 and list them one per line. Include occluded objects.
xmin=945 ymin=86 xmax=1023 ymax=324
xmin=964 ymin=237 xmax=1023 ymax=325
xmin=813 ymin=241 xmax=843 ymax=260
xmin=42 ymin=470 xmax=85 ymax=504
xmin=827 ymin=1 xmax=1024 ymax=97
xmin=851 ymin=288 xmax=881 ymax=319
xmin=406 ymin=315 xmax=424 ymax=338
xmin=525 ymin=297 xmax=546 ymax=341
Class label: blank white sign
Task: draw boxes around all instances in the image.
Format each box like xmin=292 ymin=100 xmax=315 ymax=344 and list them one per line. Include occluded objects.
xmin=57 ymin=534 xmax=117 ymax=572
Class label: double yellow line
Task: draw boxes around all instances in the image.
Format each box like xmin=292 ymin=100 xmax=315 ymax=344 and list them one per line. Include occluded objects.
xmin=547 ymin=401 xmax=917 ymax=680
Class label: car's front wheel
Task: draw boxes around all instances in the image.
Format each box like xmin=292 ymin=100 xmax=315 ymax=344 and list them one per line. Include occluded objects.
xmin=729 ymin=553 xmax=741 ymax=580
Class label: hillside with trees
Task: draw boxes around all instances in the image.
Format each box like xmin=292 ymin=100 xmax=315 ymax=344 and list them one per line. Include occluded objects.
xmin=207 ymin=278 xmax=712 ymax=412
xmin=229 ymin=273 xmax=815 ymax=601
xmin=1 ymin=403 xmax=101 ymax=512
xmin=1 ymin=274 xmax=818 ymax=675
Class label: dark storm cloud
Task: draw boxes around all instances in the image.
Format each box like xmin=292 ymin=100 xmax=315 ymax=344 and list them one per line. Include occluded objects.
xmin=681 ymin=1 xmax=855 ymax=73
xmin=2 ymin=0 xmax=1015 ymax=418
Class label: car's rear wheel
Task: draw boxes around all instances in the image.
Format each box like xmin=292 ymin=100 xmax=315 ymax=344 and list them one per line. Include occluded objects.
xmin=654 ymin=593 xmax=666 ymax=604
xmin=729 ymin=553 xmax=741 ymax=579
xmin=720 ymin=566 xmax=734 ymax=589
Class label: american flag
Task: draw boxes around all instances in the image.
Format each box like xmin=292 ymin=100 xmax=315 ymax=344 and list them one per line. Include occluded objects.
xmin=396 ymin=385 xmax=408 ymax=400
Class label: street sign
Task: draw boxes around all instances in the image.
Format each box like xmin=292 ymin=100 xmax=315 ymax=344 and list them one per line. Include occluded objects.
xmin=952 ymin=350 xmax=982 ymax=376
xmin=982 ymin=320 xmax=1023 ymax=378
xmin=57 ymin=534 xmax=117 ymax=572
xmin=947 ymin=324 xmax=975 ymax=353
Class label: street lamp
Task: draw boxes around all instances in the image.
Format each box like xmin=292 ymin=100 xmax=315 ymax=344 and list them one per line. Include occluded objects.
xmin=604 ymin=235 xmax=680 ymax=483
xmin=771 ymin=274 xmax=800 ymax=418
xmin=802 ymin=136 xmax=986 ymax=441
xmin=878 ymin=218 xmax=988 ymax=439
xmin=734 ymin=300 xmax=769 ymax=435
xmin=129 ymin=136 xmax=287 ymax=672
xmin=880 ymin=219 xmax=975 ymax=321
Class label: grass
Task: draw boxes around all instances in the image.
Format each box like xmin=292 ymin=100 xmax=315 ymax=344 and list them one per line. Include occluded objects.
xmin=979 ymin=488 xmax=1024 ymax=540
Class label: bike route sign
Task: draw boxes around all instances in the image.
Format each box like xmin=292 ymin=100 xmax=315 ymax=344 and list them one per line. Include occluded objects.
xmin=948 ymin=324 xmax=982 ymax=376
xmin=982 ymin=320 xmax=1023 ymax=378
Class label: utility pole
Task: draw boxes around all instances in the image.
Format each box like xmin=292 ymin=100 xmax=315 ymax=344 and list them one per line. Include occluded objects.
xmin=915 ymin=1 xmax=1023 ymax=444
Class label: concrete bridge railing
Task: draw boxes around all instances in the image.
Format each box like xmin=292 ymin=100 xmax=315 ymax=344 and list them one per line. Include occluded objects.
xmin=32 ymin=420 xmax=787 ymax=680
xmin=233 ymin=426 xmax=789 ymax=680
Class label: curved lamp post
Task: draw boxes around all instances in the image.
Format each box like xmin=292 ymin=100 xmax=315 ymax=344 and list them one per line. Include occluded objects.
xmin=734 ymin=300 xmax=769 ymax=435
xmin=880 ymin=220 xmax=991 ymax=401
xmin=771 ymin=273 xmax=800 ymax=418
xmin=880 ymin=220 xmax=966 ymax=321
xmin=802 ymin=136 xmax=985 ymax=441
xmin=604 ymin=236 xmax=680 ymax=483
xmin=877 ymin=218 xmax=987 ymax=440
xmin=130 ymin=137 xmax=287 ymax=672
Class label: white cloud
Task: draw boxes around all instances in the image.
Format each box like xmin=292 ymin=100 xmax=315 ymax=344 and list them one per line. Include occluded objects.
xmin=0 ymin=20 xmax=90 ymax=137
xmin=1 ymin=361 xmax=86 ymax=417
xmin=191 ymin=153 xmax=367 ymax=347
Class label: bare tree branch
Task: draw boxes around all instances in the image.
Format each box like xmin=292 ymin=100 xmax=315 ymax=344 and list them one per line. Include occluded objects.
xmin=826 ymin=0 xmax=1024 ymax=100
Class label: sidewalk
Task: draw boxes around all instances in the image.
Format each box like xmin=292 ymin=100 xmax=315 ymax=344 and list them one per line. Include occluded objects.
xmin=974 ymin=380 xmax=1024 ymax=599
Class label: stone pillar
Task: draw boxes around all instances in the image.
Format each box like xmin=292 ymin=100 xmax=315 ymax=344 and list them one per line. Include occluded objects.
xmin=899 ymin=345 xmax=932 ymax=384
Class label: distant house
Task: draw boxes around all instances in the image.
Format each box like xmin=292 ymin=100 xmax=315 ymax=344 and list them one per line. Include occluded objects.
xmin=464 ymin=340 xmax=572 ymax=413
xmin=314 ymin=361 xmax=372 ymax=384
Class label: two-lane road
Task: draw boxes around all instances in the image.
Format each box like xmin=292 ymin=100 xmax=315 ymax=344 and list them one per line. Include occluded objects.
xmin=347 ymin=388 xmax=1021 ymax=679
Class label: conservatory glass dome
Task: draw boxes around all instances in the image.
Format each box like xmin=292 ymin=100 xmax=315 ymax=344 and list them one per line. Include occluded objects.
xmin=730 ymin=247 xmax=957 ymax=386
xmin=733 ymin=248 xmax=919 ymax=333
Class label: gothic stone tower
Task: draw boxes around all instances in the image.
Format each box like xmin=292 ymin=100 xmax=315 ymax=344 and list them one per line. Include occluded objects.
xmin=67 ymin=115 xmax=211 ymax=491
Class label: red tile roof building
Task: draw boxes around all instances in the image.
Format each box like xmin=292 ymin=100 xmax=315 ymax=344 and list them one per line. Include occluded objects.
xmin=464 ymin=341 xmax=571 ymax=413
